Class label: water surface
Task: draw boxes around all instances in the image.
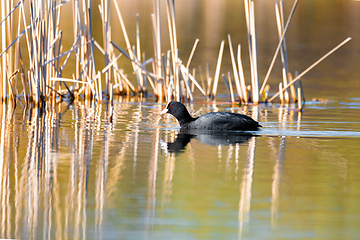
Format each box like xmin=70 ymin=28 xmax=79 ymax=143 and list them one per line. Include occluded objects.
xmin=0 ymin=97 xmax=359 ymax=239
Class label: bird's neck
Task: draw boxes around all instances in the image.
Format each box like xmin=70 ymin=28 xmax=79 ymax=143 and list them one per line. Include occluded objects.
xmin=177 ymin=112 xmax=196 ymax=127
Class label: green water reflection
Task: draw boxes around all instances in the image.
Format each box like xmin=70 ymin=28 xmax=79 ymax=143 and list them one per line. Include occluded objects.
xmin=0 ymin=99 xmax=359 ymax=239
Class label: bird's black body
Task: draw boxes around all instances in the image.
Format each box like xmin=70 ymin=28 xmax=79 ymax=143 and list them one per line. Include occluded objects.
xmin=160 ymin=101 xmax=261 ymax=131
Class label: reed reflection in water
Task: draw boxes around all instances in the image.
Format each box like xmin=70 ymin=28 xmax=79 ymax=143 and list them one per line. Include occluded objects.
xmin=160 ymin=103 xmax=303 ymax=238
xmin=2 ymin=100 xmax=354 ymax=239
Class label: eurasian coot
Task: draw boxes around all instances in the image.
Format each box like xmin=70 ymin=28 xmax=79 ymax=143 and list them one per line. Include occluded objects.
xmin=160 ymin=101 xmax=261 ymax=131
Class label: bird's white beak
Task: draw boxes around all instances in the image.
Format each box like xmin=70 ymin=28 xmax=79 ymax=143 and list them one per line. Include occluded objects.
xmin=160 ymin=108 xmax=168 ymax=115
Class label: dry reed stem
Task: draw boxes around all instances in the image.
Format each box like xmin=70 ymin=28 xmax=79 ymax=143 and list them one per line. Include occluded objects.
xmin=206 ymin=63 xmax=211 ymax=95
xmin=279 ymin=82 xmax=284 ymax=104
xmin=298 ymin=78 xmax=304 ymax=109
xmin=260 ymin=0 xmax=299 ymax=94
xmin=0 ymin=0 xmax=21 ymax=27
xmin=222 ymin=73 xmax=235 ymax=104
xmin=166 ymin=75 xmax=173 ymax=102
xmin=244 ymin=0 xmax=260 ymax=103
xmin=162 ymin=54 xmax=168 ymax=100
xmin=297 ymin=87 xmax=302 ymax=111
xmin=110 ymin=41 xmax=162 ymax=86
xmin=227 ymin=72 xmax=235 ymax=104
xmin=211 ymin=40 xmax=225 ymax=98
xmin=151 ymin=8 xmax=164 ymax=101
xmin=165 ymin=0 xmax=180 ymax=101
xmin=100 ymin=0 xmax=112 ymax=98
xmin=180 ymin=69 xmax=193 ymax=101
xmin=117 ymin=69 xmax=136 ymax=93
xmin=51 ymin=78 xmax=90 ymax=85
xmin=186 ymin=39 xmax=200 ymax=69
xmin=1 ymin=0 xmax=7 ymax=101
xmin=191 ymin=68 xmax=196 ymax=92
xmin=198 ymin=65 xmax=206 ymax=94
xmin=113 ymin=0 xmax=143 ymax=93
xmin=275 ymin=1 xmax=290 ymax=103
xmin=249 ymin=0 xmax=259 ymax=104
xmin=237 ymin=44 xmax=248 ymax=103
xmin=222 ymin=74 xmax=230 ymax=98
xmin=136 ymin=13 xmax=145 ymax=93
xmin=98 ymin=71 xmax=102 ymax=102
xmin=180 ymin=64 xmax=205 ymax=95
xmin=244 ymin=0 xmax=251 ymax=91
xmin=228 ymin=35 xmax=243 ymax=102
xmin=288 ymin=73 xmax=297 ymax=102
xmin=15 ymin=0 xmax=68 ymax=104
xmin=154 ymin=0 xmax=162 ymax=77
xmin=164 ymin=52 xmax=171 ymax=101
xmin=7 ymin=70 xmax=19 ymax=101
xmin=269 ymin=37 xmax=352 ymax=102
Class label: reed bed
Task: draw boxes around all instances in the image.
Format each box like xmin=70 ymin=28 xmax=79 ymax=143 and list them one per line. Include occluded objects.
xmin=0 ymin=0 xmax=351 ymax=110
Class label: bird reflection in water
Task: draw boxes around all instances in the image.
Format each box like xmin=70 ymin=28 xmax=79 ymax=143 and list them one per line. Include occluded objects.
xmin=161 ymin=129 xmax=255 ymax=154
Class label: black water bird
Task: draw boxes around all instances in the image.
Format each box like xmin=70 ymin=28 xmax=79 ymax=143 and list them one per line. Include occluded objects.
xmin=160 ymin=101 xmax=261 ymax=131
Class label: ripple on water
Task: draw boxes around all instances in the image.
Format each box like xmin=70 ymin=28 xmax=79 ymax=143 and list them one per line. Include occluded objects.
xmin=259 ymin=128 xmax=360 ymax=138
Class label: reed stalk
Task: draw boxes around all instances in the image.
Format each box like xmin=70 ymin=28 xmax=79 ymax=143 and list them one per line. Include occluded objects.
xmin=244 ymin=0 xmax=259 ymax=104
xmin=113 ymin=0 xmax=145 ymax=95
xmin=269 ymin=37 xmax=352 ymax=102
xmin=297 ymin=86 xmax=302 ymax=111
xmin=180 ymin=64 xmax=205 ymax=96
xmin=136 ymin=13 xmax=145 ymax=93
xmin=180 ymin=69 xmax=193 ymax=101
xmin=16 ymin=0 xmax=68 ymax=104
xmin=186 ymin=39 xmax=200 ymax=70
xmin=165 ymin=0 xmax=180 ymax=101
xmin=198 ymin=65 xmax=205 ymax=94
xmin=228 ymin=35 xmax=243 ymax=102
xmin=211 ymin=40 xmax=225 ymax=99
xmin=298 ymin=78 xmax=305 ymax=109
xmin=227 ymin=72 xmax=235 ymax=104
xmin=100 ymin=0 xmax=112 ymax=99
xmin=191 ymin=68 xmax=196 ymax=92
xmin=237 ymin=45 xmax=248 ymax=103
xmin=110 ymin=42 xmax=156 ymax=78
xmin=152 ymin=0 xmax=164 ymax=101
xmin=275 ymin=1 xmax=290 ymax=103
xmin=222 ymin=72 xmax=235 ymax=105
xmin=8 ymin=0 xmax=15 ymax=101
xmin=279 ymin=83 xmax=284 ymax=104
xmin=1 ymin=0 xmax=7 ymax=101
xmin=7 ymin=70 xmax=19 ymax=101
xmin=222 ymin=74 xmax=230 ymax=98
xmin=206 ymin=63 xmax=212 ymax=95
xmin=260 ymin=0 xmax=299 ymax=94
xmin=249 ymin=1 xmax=259 ymax=104
xmin=165 ymin=50 xmax=171 ymax=100
xmin=288 ymin=72 xmax=297 ymax=102
xmin=154 ymin=0 xmax=162 ymax=77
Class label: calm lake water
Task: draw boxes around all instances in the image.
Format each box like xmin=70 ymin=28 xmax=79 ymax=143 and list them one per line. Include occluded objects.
xmin=0 ymin=96 xmax=360 ymax=239
xmin=1 ymin=0 xmax=360 ymax=239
